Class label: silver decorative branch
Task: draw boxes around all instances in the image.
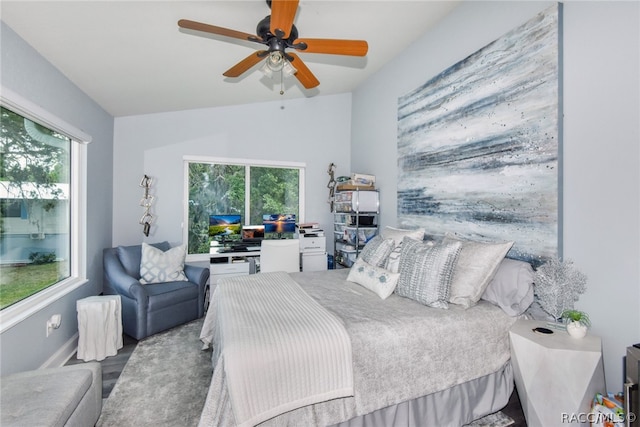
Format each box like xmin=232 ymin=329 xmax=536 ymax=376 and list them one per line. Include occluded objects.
xmin=533 ymin=257 xmax=587 ymax=321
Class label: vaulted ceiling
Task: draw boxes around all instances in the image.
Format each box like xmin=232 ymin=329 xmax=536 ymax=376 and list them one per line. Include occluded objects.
xmin=1 ymin=1 xmax=459 ymax=117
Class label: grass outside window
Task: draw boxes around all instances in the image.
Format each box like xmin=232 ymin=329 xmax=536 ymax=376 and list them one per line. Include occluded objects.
xmin=0 ymin=261 xmax=69 ymax=309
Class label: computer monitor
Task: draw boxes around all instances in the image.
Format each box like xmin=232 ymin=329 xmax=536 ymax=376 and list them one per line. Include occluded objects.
xmin=262 ymin=214 xmax=296 ymax=238
xmin=209 ymin=214 xmax=242 ymax=243
xmin=242 ymin=225 xmax=265 ymax=243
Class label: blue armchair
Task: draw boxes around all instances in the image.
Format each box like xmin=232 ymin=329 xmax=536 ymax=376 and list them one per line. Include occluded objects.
xmin=103 ymin=241 xmax=209 ymax=340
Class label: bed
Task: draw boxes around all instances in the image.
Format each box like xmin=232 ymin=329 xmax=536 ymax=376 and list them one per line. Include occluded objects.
xmin=198 ymin=230 xmax=535 ymax=427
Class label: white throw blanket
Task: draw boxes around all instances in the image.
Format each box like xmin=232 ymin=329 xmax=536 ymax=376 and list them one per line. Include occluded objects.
xmin=203 ymin=272 xmax=354 ymax=427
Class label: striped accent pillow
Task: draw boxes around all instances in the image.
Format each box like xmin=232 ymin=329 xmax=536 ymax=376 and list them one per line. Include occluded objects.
xmin=359 ymin=235 xmax=395 ymax=268
xmin=395 ymin=237 xmax=462 ymax=309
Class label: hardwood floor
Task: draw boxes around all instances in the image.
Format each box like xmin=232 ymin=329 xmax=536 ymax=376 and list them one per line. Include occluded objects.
xmin=68 ymin=334 xmax=528 ymax=425
xmin=66 ymin=334 xmax=137 ymax=400
xmin=503 ymin=388 xmax=527 ymax=427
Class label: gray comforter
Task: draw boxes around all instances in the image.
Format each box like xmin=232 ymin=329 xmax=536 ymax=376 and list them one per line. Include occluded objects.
xmin=199 ymin=269 xmax=517 ymax=426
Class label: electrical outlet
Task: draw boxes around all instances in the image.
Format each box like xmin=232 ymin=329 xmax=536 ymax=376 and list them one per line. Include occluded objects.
xmin=46 ymin=314 xmax=62 ymax=337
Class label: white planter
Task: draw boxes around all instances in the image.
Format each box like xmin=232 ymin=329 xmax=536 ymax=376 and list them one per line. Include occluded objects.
xmin=566 ymin=321 xmax=588 ymax=339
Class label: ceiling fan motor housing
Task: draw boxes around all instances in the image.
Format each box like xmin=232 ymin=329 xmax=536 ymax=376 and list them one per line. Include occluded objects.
xmin=257 ymin=15 xmax=299 ymax=53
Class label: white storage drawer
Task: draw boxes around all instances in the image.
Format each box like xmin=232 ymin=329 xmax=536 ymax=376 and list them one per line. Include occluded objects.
xmin=336 ymin=249 xmax=357 ymax=268
xmin=342 ymin=227 xmax=377 ymax=246
xmin=209 ymin=261 xmax=251 ymax=283
xmin=334 ymin=190 xmax=378 ymax=213
xmin=301 ymin=252 xmax=327 ymax=272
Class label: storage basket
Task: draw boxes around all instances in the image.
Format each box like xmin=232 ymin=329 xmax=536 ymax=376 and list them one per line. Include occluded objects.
xmin=343 ymin=227 xmax=377 ymax=246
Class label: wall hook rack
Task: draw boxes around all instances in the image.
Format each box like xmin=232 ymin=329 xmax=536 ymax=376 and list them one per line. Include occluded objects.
xmin=139 ymin=174 xmax=154 ymax=236
xmin=327 ymin=162 xmax=336 ymax=213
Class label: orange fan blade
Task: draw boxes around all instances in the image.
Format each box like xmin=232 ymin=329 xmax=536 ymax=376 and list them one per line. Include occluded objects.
xmin=223 ymin=51 xmax=268 ymax=77
xmin=270 ymin=0 xmax=299 ymax=39
xmin=294 ymin=38 xmax=368 ymax=56
xmin=287 ymin=53 xmax=319 ymax=89
xmin=178 ymin=19 xmax=262 ymax=43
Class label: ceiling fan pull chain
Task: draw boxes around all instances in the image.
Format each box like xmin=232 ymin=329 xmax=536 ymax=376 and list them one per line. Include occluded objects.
xmin=280 ymin=70 xmax=285 ymax=95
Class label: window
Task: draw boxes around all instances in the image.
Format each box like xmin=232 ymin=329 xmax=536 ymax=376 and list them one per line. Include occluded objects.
xmin=184 ymin=157 xmax=305 ymax=256
xmin=0 ymin=88 xmax=89 ymax=329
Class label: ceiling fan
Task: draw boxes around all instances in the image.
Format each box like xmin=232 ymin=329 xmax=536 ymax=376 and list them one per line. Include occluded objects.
xmin=178 ymin=0 xmax=368 ymax=90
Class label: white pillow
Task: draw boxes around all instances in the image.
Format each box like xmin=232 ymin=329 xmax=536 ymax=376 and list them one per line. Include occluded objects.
xmin=139 ymin=242 xmax=188 ymax=284
xmin=381 ymin=226 xmax=427 ymax=273
xmin=381 ymin=226 xmax=425 ymax=246
xmin=347 ymin=258 xmax=400 ymax=299
xmin=443 ymin=235 xmax=514 ymax=308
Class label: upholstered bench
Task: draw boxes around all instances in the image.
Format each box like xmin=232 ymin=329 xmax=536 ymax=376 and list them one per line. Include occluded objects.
xmin=0 ymin=362 xmax=102 ymax=427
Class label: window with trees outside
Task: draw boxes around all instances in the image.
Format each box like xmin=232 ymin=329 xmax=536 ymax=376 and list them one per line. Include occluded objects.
xmin=0 ymin=102 xmax=87 ymax=316
xmin=185 ymin=158 xmax=304 ymax=256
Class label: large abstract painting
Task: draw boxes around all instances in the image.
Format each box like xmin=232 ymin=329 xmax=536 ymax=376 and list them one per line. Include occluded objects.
xmin=397 ymin=4 xmax=561 ymax=266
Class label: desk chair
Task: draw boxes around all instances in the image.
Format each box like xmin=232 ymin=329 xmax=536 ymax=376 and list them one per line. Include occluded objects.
xmin=259 ymin=239 xmax=300 ymax=273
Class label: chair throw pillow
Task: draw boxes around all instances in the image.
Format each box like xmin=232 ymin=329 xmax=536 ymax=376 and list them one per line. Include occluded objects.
xmin=117 ymin=241 xmax=171 ymax=279
xmin=443 ymin=235 xmax=514 ymax=309
xmin=395 ymin=237 xmax=462 ymax=309
xmin=347 ymin=258 xmax=400 ymax=299
xmin=358 ymin=235 xmax=395 ymax=268
xmin=139 ymin=242 xmax=188 ymax=284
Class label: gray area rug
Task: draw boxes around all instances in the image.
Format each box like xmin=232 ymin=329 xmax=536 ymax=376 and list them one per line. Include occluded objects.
xmin=96 ymin=316 xmax=513 ymax=427
xmin=97 ymin=318 xmax=212 ymax=427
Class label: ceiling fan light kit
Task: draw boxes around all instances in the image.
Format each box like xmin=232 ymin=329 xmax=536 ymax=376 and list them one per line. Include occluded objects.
xmin=266 ymin=51 xmax=284 ymax=72
xmin=178 ymin=0 xmax=368 ymax=92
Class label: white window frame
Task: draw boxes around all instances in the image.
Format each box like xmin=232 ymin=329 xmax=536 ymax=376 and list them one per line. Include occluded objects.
xmin=183 ymin=155 xmax=306 ymax=262
xmin=0 ymin=87 xmax=90 ymax=333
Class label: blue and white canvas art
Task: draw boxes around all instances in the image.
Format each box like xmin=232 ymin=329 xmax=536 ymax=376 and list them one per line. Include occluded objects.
xmin=397 ymin=5 xmax=561 ymax=265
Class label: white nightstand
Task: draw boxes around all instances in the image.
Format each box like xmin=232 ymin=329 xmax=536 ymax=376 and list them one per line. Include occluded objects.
xmin=509 ymin=319 xmax=606 ymax=427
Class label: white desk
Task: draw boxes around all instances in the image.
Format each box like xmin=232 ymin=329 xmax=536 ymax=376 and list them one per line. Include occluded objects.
xmin=509 ymin=319 xmax=606 ymax=427
xmin=210 ymin=237 xmax=328 ymax=282
xmin=209 ymin=246 xmax=260 ymax=285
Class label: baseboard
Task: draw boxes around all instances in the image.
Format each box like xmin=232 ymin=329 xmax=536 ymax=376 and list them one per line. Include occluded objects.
xmin=40 ymin=332 xmax=78 ymax=368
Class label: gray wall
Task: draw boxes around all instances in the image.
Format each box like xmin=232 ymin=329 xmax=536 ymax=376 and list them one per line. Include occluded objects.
xmin=112 ymin=94 xmax=352 ymax=253
xmin=351 ymin=1 xmax=640 ymax=392
xmin=0 ymin=21 xmax=114 ymax=375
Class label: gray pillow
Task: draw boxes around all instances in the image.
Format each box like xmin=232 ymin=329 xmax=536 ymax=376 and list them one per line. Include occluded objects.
xmin=359 ymin=235 xmax=395 ymax=268
xmin=395 ymin=237 xmax=462 ymax=309
xmin=481 ymin=258 xmax=534 ymax=316
xmin=443 ymin=235 xmax=514 ymax=309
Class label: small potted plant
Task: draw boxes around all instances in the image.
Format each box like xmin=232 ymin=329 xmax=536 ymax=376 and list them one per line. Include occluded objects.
xmin=562 ymin=309 xmax=591 ymax=339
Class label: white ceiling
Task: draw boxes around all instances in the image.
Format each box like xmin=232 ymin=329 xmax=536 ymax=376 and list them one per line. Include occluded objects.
xmin=1 ymin=1 xmax=459 ymax=117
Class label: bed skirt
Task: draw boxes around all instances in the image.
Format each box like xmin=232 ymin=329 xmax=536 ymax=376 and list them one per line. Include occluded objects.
xmin=331 ymin=361 xmax=514 ymax=427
